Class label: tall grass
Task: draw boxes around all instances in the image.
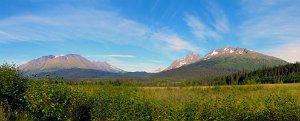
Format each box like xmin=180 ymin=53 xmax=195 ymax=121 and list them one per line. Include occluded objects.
xmin=69 ymin=84 xmax=300 ymax=120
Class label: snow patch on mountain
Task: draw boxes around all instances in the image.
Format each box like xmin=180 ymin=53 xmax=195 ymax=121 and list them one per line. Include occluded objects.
xmin=55 ymin=54 xmax=65 ymax=58
xmin=211 ymin=50 xmax=219 ymax=56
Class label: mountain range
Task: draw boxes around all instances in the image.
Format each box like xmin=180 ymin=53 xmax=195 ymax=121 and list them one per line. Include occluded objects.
xmin=19 ymin=47 xmax=288 ymax=79
xmin=154 ymin=47 xmax=288 ymax=79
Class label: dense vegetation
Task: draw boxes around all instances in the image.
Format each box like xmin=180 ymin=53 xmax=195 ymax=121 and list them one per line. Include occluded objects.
xmin=2 ymin=63 xmax=300 ymax=120
xmin=222 ymin=62 xmax=300 ymax=85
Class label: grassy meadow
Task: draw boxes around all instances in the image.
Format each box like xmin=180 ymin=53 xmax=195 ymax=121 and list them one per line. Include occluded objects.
xmin=69 ymin=84 xmax=300 ymax=120
xmin=2 ymin=64 xmax=300 ymax=120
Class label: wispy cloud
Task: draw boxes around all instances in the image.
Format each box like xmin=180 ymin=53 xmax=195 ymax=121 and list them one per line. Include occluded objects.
xmin=185 ymin=15 xmax=222 ymax=41
xmin=240 ymin=0 xmax=287 ymax=14
xmin=263 ymin=42 xmax=300 ymax=62
xmin=0 ymin=30 xmax=26 ymax=43
xmin=238 ymin=0 xmax=300 ymax=62
xmin=206 ymin=1 xmax=230 ymax=33
xmin=0 ymin=6 xmax=196 ymax=54
xmin=106 ymin=54 xmax=136 ymax=58
xmin=86 ymin=54 xmax=136 ymax=59
xmin=184 ymin=1 xmax=229 ymax=42
xmin=0 ymin=9 xmax=150 ymax=44
xmin=152 ymin=32 xmax=197 ymax=52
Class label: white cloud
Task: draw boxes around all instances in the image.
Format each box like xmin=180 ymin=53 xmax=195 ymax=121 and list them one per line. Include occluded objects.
xmin=85 ymin=54 xmax=136 ymax=59
xmin=238 ymin=0 xmax=300 ymax=62
xmin=239 ymin=7 xmax=300 ymax=44
xmin=148 ymin=60 xmax=161 ymax=63
xmin=263 ymin=42 xmax=300 ymax=62
xmin=185 ymin=15 xmax=222 ymax=41
xmin=0 ymin=10 xmax=150 ymax=44
xmin=106 ymin=54 xmax=136 ymax=58
xmin=0 ymin=7 xmax=196 ymax=54
xmin=152 ymin=32 xmax=197 ymax=52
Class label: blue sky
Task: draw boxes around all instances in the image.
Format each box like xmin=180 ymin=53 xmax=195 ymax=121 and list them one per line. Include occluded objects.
xmin=1 ymin=0 xmax=300 ymax=72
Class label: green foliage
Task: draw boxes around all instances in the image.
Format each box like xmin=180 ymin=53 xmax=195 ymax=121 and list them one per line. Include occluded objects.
xmin=0 ymin=104 xmax=6 ymax=120
xmin=0 ymin=64 xmax=28 ymax=120
xmin=24 ymin=79 xmax=74 ymax=120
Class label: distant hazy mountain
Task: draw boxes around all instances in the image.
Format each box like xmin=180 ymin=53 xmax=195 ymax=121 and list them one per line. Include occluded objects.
xmin=19 ymin=54 xmax=124 ymax=74
xmin=154 ymin=47 xmax=288 ymax=79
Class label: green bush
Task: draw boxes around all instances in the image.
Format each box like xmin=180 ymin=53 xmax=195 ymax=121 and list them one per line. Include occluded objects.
xmin=24 ymin=79 xmax=74 ymax=120
xmin=0 ymin=64 xmax=28 ymax=119
xmin=69 ymin=90 xmax=92 ymax=121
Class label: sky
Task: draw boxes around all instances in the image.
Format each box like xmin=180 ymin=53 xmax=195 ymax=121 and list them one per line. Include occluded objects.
xmin=1 ymin=0 xmax=300 ymax=72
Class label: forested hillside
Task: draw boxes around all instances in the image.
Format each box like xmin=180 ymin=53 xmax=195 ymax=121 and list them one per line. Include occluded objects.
xmin=222 ymin=62 xmax=300 ymax=85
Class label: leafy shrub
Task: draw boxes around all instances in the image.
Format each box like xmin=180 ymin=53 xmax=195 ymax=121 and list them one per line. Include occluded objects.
xmin=24 ymin=79 xmax=74 ymax=120
xmin=69 ymin=90 xmax=92 ymax=121
xmin=0 ymin=64 xmax=28 ymax=119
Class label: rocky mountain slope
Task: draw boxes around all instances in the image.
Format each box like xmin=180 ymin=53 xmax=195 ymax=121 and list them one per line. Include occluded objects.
xmin=164 ymin=52 xmax=201 ymax=71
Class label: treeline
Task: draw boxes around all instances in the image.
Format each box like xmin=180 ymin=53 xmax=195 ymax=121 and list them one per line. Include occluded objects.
xmin=222 ymin=62 xmax=300 ymax=85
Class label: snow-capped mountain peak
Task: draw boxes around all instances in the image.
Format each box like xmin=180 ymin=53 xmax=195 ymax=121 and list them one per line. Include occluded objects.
xmin=164 ymin=52 xmax=201 ymax=71
xmin=210 ymin=50 xmax=219 ymax=56
xmin=204 ymin=47 xmax=253 ymax=59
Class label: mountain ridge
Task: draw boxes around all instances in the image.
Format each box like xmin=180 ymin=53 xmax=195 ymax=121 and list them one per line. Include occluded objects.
xmin=154 ymin=47 xmax=288 ymax=79
xmin=19 ymin=54 xmax=124 ymax=74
